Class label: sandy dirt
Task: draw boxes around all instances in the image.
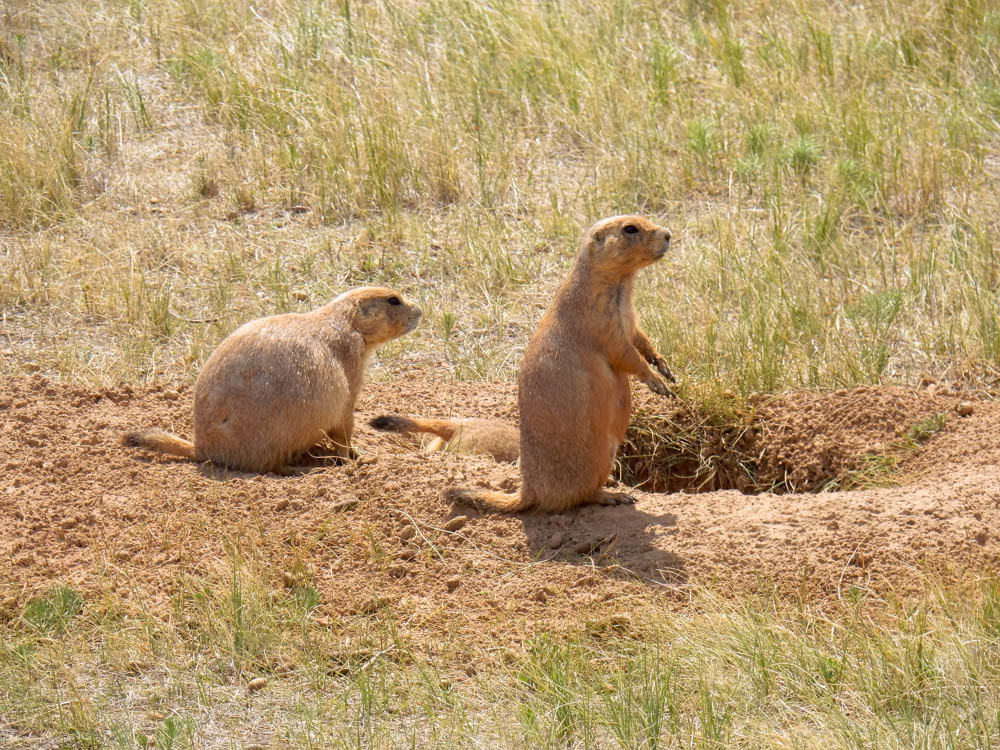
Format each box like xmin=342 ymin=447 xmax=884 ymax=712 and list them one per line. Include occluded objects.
xmin=2 ymin=374 xmax=998 ymax=650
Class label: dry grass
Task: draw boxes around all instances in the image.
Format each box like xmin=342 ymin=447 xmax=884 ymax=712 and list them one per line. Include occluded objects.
xmin=4 ymin=0 xmax=1000 ymax=746
xmin=3 ymin=560 xmax=1000 ymax=749
xmin=2 ymin=0 xmax=999 ymax=394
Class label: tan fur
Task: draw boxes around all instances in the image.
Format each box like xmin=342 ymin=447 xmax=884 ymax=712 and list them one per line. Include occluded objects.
xmin=444 ymin=215 xmax=674 ymax=512
xmin=368 ymin=415 xmax=519 ymax=462
xmin=122 ymin=287 xmax=421 ymax=473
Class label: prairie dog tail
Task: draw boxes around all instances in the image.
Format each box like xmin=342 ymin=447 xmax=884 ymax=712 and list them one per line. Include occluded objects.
xmin=369 ymin=415 xmax=459 ymax=441
xmin=122 ymin=428 xmax=197 ymax=459
xmin=370 ymin=414 xmax=520 ymax=463
xmin=443 ymin=487 xmax=534 ymax=513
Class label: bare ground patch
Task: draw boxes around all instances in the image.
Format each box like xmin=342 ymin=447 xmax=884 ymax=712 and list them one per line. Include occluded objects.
xmin=2 ymin=374 xmax=999 ymax=654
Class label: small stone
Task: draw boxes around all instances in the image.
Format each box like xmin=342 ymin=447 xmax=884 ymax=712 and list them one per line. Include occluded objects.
xmin=114 ymin=550 xmax=131 ymax=562
xmin=549 ymin=531 xmax=567 ymax=549
xmin=162 ymin=390 xmax=180 ymax=401
xmin=532 ymin=589 xmax=547 ymax=603
xmin=399 ymin=525 xmax=416 ymax=541
xmin=443 ymin=515 xmax=468 ymax=532
xmin=274 ymin=498 xmax=289 ymax=511
xmin=848 ymin=550 xmax=872 ymax=568
xmin=292 ymin=289 xmax=309 ymax=301
xmin=574 ymin=540 xmax=595 ymax=555
xmin=246 ymin=677 xmax=268 ymax=693
xmin=281 ymin=571 xmax=297 ymax=588
xmin=397 ymin=545 xmax=419 ymax=561
xmin=446 ymin=576 xmax=461 ymax=592
xmin=331 ymin=496 xmax=361 ymax=512
xmin=957 ymin=401 xmax=975 ymax=417
xmin=59 ymin=516 xmax=78 ymax=529
xmin=388 ymin=564 xmax=408 ymax=578
xmin=974 ymin=531 xmax=988 ymax=546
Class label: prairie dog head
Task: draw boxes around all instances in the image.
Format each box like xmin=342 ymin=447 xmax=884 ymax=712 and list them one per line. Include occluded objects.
xmin=336 ymin=286 xmax=423 ymax=345
xmin=582 ymin=215 xmax=671 ymax=277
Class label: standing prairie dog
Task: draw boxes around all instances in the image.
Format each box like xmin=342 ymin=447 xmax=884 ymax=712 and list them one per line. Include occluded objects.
xmin=368 ymin=415 xmax=519 ymax=462
xmin=123 ymin=287 xmax=421 ymax=474
xmin=445 ymin=215 xmax=674 ymax=512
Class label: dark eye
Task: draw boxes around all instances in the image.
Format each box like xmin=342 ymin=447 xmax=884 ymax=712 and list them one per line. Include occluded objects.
xmin=386 ymin=296 xmax=401 ymax=306
xmin=623 ymin=224 xmax=639 ymax=235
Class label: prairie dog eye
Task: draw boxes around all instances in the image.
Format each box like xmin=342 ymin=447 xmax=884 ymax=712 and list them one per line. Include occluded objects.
xmin=622 ymin=224 xmax=639 ymax=235
xmin=387 ymin=296 xmax=401 ymax=306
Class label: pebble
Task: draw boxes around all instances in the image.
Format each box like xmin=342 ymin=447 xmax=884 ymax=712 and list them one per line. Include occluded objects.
xmin=443 ymin=515 xmax=468 ymax=532
xmin=446 ymin=576 xmax=461 ymax=592
xmin=549 ymin=531 xmax=567 ymax=549
xmin=848 ymin=550 xmax=872 ymax=568
xmin=399 ymin=525 xmax=416 ymax=541
xmin=574 ymin=540 xmax=595 ymax=555
xmin=388 ymin=564 xmax=408 ymax=578
xmin=246 ymin=677 xmax=268 ymax=693
xmin=957 ymin=401 xmax=975 ymax=417
xmin=331 ymin=496 xmax=361 ymax=512
xmin=274 ymin=498 xmax=289 ymax=511
xmin=59 ymin=516 xmax=78 ymax=529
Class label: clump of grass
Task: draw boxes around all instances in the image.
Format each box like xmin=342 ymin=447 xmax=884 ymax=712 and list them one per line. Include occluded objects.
xmin=618 ymin=389 xmax=760 ymax=494
xmin=7 ymin=565 xmax=1000 ymax=748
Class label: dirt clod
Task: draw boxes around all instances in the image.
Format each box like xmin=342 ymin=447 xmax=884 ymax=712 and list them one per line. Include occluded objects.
xmin=246 ymin=677 xmax=268 ymax=693
xmin=848 ymin=550 xmax=873 ymax=568
xmin=957 ymin=401 xmax=975 ymax=417
xmin=3 ymin=376 xmax=1000 ymax=652
xmin=443 ymin=515 xmax=468 ymax=532
xmin=331 ymin=497 xmax=361 ymax=512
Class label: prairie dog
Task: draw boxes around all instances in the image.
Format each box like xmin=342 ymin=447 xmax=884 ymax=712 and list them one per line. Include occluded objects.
xmin=445 ymin=215 xmax=674 ymax=512
xmin=123 ymin=287 xmax=422 ymax=473
xmin=368 ymin=415 xmax=519 ymax=462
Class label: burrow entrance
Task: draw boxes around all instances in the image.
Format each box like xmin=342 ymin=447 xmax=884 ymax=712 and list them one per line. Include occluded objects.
xmin=617 ymin=385 xmax=964 ymax=495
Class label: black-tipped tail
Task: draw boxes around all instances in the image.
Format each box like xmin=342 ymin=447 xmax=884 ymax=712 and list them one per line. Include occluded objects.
xmin=368 ymin=415 xmax=416 ymax=433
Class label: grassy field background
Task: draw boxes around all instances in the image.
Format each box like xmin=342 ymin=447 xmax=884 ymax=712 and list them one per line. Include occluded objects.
xmin=3 ymin=0 xmax=999 ymax=393
xmin=3 ymin=0 xmax=1000 ymax=747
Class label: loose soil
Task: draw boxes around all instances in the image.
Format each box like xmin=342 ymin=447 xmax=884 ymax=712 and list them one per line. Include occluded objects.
xmin=2 ymin=374 xmax=998 ymax=651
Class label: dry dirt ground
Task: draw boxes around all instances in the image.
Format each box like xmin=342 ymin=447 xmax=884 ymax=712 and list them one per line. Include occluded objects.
xmin=2 ymin=374 xmax=999 ymax=650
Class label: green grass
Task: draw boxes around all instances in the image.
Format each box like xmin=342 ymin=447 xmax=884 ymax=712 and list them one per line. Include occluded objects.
xmin=1 ymin=0 xmax=999 ymax=393
xmin=3 ymin=561 xmax=1000 ymax=748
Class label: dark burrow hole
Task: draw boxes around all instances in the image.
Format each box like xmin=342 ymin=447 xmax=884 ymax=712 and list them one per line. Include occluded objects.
xmin=616 ymin=394 xmax=948 ymax=496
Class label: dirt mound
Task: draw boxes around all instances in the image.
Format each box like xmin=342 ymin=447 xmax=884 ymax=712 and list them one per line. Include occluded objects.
xmin=2 ymin=375 xmax=998 ymax=650
xmin=622 ymin=385 xmax=965 ymax=493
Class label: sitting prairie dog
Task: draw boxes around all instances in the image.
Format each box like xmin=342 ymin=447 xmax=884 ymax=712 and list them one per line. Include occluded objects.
xmin=368 ymin=415 xmax=519 ymax=462
xmin=445 ymin=215 xmax=674 ymax=512
xmin=123 ymin=287 xmax=422 ymax=474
